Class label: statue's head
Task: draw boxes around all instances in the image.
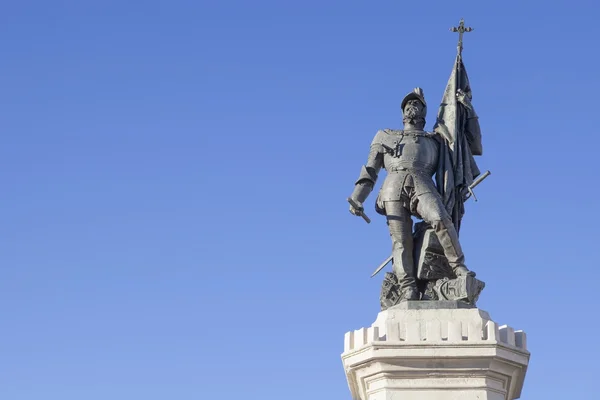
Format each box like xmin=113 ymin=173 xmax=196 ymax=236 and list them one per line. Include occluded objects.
xmin=401 ymin=88 xmax=427 ymax=128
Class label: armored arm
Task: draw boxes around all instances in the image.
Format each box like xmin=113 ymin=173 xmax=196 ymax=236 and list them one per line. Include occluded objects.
xmin=350 ymin=132 xmax=384 ymax=205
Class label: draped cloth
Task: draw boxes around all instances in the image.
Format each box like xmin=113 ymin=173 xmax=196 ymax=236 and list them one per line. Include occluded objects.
xmin=434 ymin=55 xmax=482 ymax=233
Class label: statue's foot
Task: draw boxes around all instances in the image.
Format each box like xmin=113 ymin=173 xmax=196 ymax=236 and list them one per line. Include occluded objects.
xmin=454 ymin=266 xmax=476 ymax=278
xmin=400 ymin=287 xmax=420 ymax=301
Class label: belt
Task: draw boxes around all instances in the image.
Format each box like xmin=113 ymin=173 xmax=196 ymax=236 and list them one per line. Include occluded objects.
xmin=389 ymin=166 xmax=434 ymax=175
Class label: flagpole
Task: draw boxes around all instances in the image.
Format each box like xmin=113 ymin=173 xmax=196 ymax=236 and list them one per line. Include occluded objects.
xmin=449 ymin=19 xmax=473 ymax=230
xmin=450 ymin=18 xmax=472 ymax=91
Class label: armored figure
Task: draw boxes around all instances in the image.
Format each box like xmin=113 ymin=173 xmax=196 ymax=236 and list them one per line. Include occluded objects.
xmin=348 ymin=88 xmax=476 ymax=301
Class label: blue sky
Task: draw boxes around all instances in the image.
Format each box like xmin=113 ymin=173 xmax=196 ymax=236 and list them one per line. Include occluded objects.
xmin=2 ymin=1 xmax=599 ymax=399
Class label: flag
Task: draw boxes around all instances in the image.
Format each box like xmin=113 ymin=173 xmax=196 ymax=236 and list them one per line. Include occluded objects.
xmin=433 ymin=54 xmax=482 ymax=232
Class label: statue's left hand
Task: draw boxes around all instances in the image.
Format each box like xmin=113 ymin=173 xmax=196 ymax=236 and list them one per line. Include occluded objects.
xmin=456 ymin=89 xmax=473 ymax=110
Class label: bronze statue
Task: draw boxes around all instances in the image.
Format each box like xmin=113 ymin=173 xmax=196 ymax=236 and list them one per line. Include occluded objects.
xmin=347 ymin=19 xmax=488 ymax=308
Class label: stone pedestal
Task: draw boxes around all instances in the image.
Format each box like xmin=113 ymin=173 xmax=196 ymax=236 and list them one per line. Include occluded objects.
xmin=341 ymin=302 xmax=530 ymax=400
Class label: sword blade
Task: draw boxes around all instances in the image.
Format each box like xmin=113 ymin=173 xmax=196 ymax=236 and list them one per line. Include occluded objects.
xmin=371 ymin=255 xmax=393 ymax=278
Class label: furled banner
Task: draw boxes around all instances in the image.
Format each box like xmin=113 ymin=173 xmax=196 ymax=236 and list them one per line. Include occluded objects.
xmin=434 ymin=53 xmax=483 ymax=233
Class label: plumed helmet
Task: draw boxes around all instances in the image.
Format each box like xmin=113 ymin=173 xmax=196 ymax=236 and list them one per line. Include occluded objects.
xmin=401 ymin=87 xmax=427 ymax=118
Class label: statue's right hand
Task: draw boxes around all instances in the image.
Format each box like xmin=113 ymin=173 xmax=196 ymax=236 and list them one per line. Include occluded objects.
xmin=349 ymin=200 xmax=364 ymax=216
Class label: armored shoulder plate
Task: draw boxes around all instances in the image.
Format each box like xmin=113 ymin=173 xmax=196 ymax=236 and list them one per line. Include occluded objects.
xmin=370 ymin=129 xmax=387 ymax=144
xmin=383 ymin=128 xmax=404 ymax=136
xmin=370 ymin=129 xmax=397 ymax=154
xmin=372 ymin=129 xmax=401 ymax=146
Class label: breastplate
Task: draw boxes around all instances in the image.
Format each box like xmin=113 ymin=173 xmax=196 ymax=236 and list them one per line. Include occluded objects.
xmin=381 ymin=132 xmax=439 ymax=174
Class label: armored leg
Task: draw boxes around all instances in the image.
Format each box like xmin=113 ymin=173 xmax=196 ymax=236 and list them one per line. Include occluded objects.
xmin=415 ymin=192 xmax=474 ymax=276
xmin=385 ymin=201 xmax=419 ymax=299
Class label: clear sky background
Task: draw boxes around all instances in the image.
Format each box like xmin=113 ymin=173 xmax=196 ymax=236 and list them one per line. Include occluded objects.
xmin=1 ymin=1 xmax=599 ymax=399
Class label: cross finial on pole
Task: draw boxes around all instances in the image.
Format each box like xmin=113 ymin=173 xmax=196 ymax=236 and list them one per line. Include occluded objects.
xmin=450 ymin=18 xmax=473 ymax=56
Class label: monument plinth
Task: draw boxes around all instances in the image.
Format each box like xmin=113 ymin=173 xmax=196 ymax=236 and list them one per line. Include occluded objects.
xmin=341 ymin=302 xmax=529 ymax=400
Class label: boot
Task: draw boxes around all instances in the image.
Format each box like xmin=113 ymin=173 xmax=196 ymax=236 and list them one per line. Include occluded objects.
xmin=453 ymin=265 xmax=476 ymax=277
xmin=431 ymin=218 xmax=476 ymax=278
xmin=400 ymin=287 xmax=420 ymax=301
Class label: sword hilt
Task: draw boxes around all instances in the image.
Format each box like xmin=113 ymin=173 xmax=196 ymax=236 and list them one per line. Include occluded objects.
xmin=465 ymin=170 xmax=491 ymax=201
xmin=347 ymin=197 xmax=371 ymax=224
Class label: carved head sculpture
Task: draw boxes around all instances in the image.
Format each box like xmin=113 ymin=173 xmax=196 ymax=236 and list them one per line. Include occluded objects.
xmin=401 ymin=87 xmax=427 ymax=127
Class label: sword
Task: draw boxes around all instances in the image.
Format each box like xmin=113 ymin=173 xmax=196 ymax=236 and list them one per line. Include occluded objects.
xmin=369 ymin=170 xmax=491 ymax=278
xmin=347 ymin=197 xmax=371 ymax=224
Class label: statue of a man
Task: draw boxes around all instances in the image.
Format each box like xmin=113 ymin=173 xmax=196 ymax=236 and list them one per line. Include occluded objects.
xmin=348 ymin=88 xmax=475 ymax=301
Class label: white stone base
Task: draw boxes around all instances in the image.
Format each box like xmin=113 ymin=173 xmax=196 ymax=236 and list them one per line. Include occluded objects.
xmin=341 ymin=303 xmax=529 ymax=400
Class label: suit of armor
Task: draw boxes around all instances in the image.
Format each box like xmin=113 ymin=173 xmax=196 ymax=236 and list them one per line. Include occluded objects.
xmin=350 ymin=90 xmax=472 ymax=300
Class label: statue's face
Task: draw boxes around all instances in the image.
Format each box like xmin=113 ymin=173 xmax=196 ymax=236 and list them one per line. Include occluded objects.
xmin=403 ymin=99 xmax=426 ymax=126
xmin=403 ymin=99 xmax=425 ymax=119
